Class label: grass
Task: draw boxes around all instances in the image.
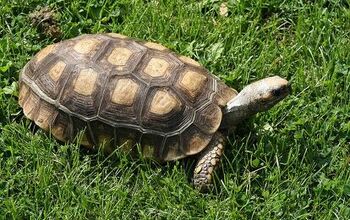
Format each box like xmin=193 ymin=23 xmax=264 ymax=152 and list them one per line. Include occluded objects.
xmin=1 ymin=0 xmax=350 ymax=219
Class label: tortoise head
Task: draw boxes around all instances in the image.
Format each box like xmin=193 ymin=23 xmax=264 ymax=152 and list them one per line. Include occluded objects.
xmin=223 ymin=76 xmax=291 ymax=127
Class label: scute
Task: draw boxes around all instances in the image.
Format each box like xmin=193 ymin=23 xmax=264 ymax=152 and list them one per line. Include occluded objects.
xmin=162 ymin=135 xmax=183 ymax=161
xmin=144 ymin=58 xmax=170 ymax=77
xmin=141 ymin=87 xmax=190 ymax=133
xmin=73 ymin=38 xmax=101 ymax=54
xmin=51 ymin=112 xmax=70 ymax=142
xmin=107 ymin=47 xmax=133 ymax=66
xmin=34 ymin=58 xmax=73 ymax=100
xmin=194 ymin=103 xmax=222 ymax=134
xmin=36 ymin=44 xmax=56 ymax=63
xmin=73 ymin=68 xmax=98 ymax=96
xmin=173 ymin=66 xmax=216 ymax=109
xmin=19 ymin=33 xmax=238 ymax=161
xmin=35 ymin=102 xmax=58 ymax=130
xmin=213 ymin=81 xmax=238 ymax=107
xmin=99 ymin=75 xmax=145 ymax=124
xmin=97 ymin=39 xmax=146 ymax=73
xmin=149 ymin=89 xmax=182 ymax=116
xmin=178 ymin=69 xmax=207 ymax=98
xmin=48 ymin=61 xmax=66 ymax=82
xmin=181 ymin=125 xmax=212 ymax=156
xmin=135 ymin=51 xmax=181 ymax=86
xmin=22 ymin=89 xmax=41 ymax=120
xmin=18 ymin=82 xmax=30 ymax=107
xmin=111 ymin=78 xmax=139 ymax=106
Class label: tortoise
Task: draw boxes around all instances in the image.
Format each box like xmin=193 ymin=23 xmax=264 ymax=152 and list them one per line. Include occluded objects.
xmin=18 ymin=33 xmax=291 ymax=191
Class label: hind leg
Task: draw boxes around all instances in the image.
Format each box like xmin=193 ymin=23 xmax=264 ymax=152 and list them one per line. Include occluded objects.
xmin=193 ymin=132 xmax=225 ymax=192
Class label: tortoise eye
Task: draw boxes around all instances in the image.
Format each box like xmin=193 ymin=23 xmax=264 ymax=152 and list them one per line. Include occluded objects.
xmin=272 ymin=88 xmax=282 ymax=97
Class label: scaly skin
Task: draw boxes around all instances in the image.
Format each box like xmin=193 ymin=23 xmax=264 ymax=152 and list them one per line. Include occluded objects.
xmin=193 ymin=132 xmax=225 ymax=192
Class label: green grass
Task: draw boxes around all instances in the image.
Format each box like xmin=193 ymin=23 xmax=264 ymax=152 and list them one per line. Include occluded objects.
xmin=1 ymin=0 xmax=350 ymax=219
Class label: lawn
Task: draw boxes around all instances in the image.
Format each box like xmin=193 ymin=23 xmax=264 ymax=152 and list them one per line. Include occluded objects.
xmin=0 ymin=0 xmax=350 ymax=219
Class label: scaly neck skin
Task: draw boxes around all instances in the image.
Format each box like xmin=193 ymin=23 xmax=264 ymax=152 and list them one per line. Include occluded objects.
xmin=221 ymin=92 xmax=256 ymax=128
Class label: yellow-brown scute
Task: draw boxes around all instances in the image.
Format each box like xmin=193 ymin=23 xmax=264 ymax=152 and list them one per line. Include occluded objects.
xmin=22 ymin=91 xmax=40 ymax=120
xmin=48 ymin=61 xmax=66 ymax=82
xmin=135 ymin=52 xmax=181 ymax=86
xmin=187 ymin=135 xmax=211 ymax=155
xmin=178 ymin=70 xmax=207 ymax=98
xmin=35 ymin=102 xmax=57 ymax=130
xmin=195 ymin=104 xmax=222 ymax=134
xmin=149 ymin=89 xmax=182 ymax=116
xmin=163 ymin=148 xmax=179 ymax=161
xmin=18 ymin=83 xmax=30 ymax=107
xmin=111 ymin=78 xmax=139 ymax=106
xmin=73 ymin=68 xmax=98 ymax=96
xmin=49 ymin=113 xmax=72 ymax=143
xmin=144 ymin=58 xmax=170 ymax=77
xmin=36 ymin=44 xmax=56 ymax=63
xmin=20 ymin=85 xmax=56 ymax=131
xmin=98 ymin=39 xmax=145 ymax=74
xmin=107 ymin=47 xmax=133 ymax=66
xmin=73 ymin=38 xmax=100 ymax=54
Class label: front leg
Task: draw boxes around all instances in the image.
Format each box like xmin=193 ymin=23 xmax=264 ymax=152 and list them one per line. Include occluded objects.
xmin=193 ymin=132 xmax=225 ymax=192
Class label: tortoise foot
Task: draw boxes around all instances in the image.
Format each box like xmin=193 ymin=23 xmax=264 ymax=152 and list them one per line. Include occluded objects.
xmin=193 ymin=132 xmax=225 ymax=192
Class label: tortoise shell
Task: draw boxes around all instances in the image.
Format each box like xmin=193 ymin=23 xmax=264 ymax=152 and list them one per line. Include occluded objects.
xmin=18 ymin=33 xmax=237 ymax=161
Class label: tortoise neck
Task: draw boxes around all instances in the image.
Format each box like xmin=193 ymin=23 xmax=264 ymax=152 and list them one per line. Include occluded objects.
xmin=220 ymin=92 xmax=257 ymax=129
xmin=221 ymin=104 xmax=254 ymax=128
